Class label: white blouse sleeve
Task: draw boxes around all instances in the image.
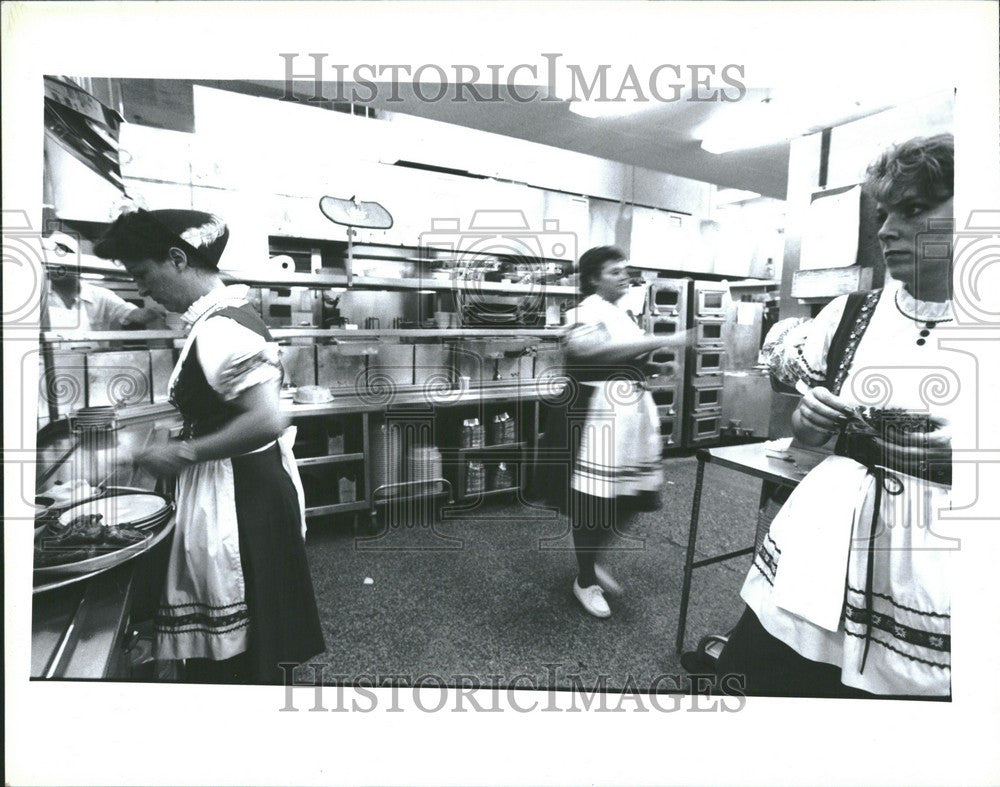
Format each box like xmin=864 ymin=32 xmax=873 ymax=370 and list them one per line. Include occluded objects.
xmin=761 ymin=317 xmax=812 ymax=386
xmin=196 ymin=316 xmax=282 ymax=401
xmin=790 ymin=295 xmax=849 ymax=388
xmin=564 ymin=298 xmax=610 ymax=358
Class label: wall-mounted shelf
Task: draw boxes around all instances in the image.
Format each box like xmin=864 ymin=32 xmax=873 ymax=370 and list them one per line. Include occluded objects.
xmin=728 ymin=280 xmax=780 ymax=290
xmin=791 ymin=266 xmax=872 ymax=301
xmin=452 ymin=441 xmax=527 ymax=456
xmin=44 ymin=260 xmax=578 ymax=296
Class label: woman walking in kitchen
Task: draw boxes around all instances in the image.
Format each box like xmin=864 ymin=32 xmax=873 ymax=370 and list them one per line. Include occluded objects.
xmin=548 ymin=246 xmax=690 ymax=618
xmin=95 ymin=208 xmax=325 ymax=684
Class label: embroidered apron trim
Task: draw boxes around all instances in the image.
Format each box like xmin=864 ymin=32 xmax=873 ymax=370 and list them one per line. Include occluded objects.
xmin=843 ymin=604 xmax=950 ymax=652
xmin=155 ymin=613 xmax=250 ymax=635
xmin=795 ymin=345 xmax=826 ymax=382
xmin=756 ymin=535 xmax=950 ymax=655
xmin=842 ymin=629 xmax=951 ymax=670
xmin=827 ymin=289 xmax=882 ymax=395
xmin=753 ymin=556 xmax=776 ymax=586
xmin=157 ymin=600 xmax=247 ymax=611
xmin=574 ymin=459 xmax=662 ymax=479
xmin=155 ymin=601 xmax=250 ymax=634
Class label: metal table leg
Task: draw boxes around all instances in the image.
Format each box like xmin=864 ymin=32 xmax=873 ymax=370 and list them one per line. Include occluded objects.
xmin=676 ymin=456 xmax=705 ymax=654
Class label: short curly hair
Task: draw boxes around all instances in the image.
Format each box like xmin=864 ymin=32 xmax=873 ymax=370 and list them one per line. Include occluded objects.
xmin=578 ymin=245 xmax=627 ymax=296
xmin=864 ymin=133 xmax=954 ymax=205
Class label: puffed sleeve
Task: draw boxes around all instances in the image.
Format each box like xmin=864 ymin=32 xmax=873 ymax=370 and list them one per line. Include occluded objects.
xmin=761 ymin=317 xmax=812 ymax=387
xmin=196 ymin=315 xmax=282 ymax=401
xmin=788 ymin=295 xmax=849 ymax=388
xmin=564 ymin=297 xmax=611 ymax=358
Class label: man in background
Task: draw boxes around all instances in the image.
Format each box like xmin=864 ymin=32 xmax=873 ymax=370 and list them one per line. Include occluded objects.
xmin=41 ymin=231 xmax=165 ymax=331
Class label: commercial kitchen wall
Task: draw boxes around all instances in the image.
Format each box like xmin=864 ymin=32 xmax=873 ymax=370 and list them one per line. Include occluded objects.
xmin=50 ymin=83 xmax=731 ymax=272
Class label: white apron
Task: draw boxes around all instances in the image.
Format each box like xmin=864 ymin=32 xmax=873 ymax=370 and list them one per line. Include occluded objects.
xmin=155 ymin=287 xmax=307 ymax=661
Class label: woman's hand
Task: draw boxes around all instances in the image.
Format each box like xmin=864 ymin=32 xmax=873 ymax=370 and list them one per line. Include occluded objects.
xmin=792 ymin=385 xmax=853 ymax=445
xmin=873 ymin=416 xmax=952 ymax=472
xmin=133 ymin=441 xmax=197 ymax=478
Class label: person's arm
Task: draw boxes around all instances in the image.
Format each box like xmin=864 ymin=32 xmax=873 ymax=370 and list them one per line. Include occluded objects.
xmin=88 ymin=284 xmax=141 ymax=330
xmin=135 ymin=315 xmax=287 ymax=476
xmin=120 ymin=307 xmax=166 ymax=329
xmin=134 ymin=381 xmax=288 ymax=476
xmin=565 ymin=318 xmax=692 ymax=365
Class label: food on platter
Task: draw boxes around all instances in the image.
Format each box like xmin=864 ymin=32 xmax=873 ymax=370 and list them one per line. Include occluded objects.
xmin=34 ymin=512 xmax=151 ymax=567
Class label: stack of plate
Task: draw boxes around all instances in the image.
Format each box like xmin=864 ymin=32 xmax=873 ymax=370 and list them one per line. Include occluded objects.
xmin=67 ymin=406 xmax=118 ymax=432
xmin=53 ymin=491 xmax=173 ymax=532
xmin=407 ymin=446 xmax=443 ymax=493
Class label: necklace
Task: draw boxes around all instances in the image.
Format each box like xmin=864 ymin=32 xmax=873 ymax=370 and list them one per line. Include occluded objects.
xmin=894 ymin=289 xmax=952 ymax=346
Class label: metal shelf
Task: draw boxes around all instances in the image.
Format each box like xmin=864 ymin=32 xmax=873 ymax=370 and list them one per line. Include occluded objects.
xmin=40 ymin=327 xmax=565 ymax=343
xmin=325 ymin=274 xmax=577 ymax=296
xmin=454 ymin=441 xmax=526 ymax=455
xmin=41 ymin=329 xmax=183 ymax=342
xmin=296 ymin=452 xmax=365 ymax=467
xmin=371 ymin=479 xmax=453 ymax=506
xmin=272 ymin=328 xmax=563 ymax=339
xmin=459 ymin=485 xmax=520 ymax=499
xmin=304 ymin=500 xmax=369 ymax=518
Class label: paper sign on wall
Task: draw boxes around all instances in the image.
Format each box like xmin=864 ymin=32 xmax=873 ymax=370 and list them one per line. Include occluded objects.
xmin=799 ymin=185 xmax=862 ymax=271
xmin=737 ymin=302 xmax=758 ymax=326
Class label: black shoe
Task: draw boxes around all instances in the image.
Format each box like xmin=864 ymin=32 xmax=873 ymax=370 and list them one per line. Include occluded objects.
xmin=680 ymin=634 xmax=729 ymax=675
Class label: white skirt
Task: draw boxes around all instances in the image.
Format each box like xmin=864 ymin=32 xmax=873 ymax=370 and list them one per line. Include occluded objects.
xmin=742 ymin=460 xmax=953 ymax=696
xmin=570 ymin=381 xmax=663 ymax=499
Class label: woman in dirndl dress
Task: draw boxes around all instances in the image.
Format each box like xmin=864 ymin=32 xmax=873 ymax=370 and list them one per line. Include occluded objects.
xmin=95 ymin=208 xmax=325 ymax=683
xmin=718 ymin=134 xmax=958 ymax=698
xmin=558 ymin=246 xmax=691 ymax=618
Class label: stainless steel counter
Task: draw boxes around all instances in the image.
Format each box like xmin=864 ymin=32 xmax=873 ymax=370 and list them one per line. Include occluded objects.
xmin=280 ymin=381 xmax=566 ymax=416
xmin=31 ymin=523 xmax=172 ymax=680
xmin=32 ymin=563 xmax=136 ymax=679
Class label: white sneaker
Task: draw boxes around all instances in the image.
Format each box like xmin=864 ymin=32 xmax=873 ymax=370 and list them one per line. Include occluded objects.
xmin=573 ymin=579 xmax=611 ymax=618
xmin=594 ymin=563 xmax=623 ymax=596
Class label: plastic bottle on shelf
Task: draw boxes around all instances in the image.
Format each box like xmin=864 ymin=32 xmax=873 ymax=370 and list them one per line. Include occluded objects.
xmin=490 ymin=411 xmax=517 ymax=445
xmin=338 ymin=474 xmax=357 ymax=503
xmin=462 ymin=418 xmax=484 ymax=448
xmin=465 ymin=461 xmax=486 ymax=496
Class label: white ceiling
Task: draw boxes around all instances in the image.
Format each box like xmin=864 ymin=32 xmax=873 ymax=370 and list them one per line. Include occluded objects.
xmin=212 ymin=80 xmax=900 ymax=201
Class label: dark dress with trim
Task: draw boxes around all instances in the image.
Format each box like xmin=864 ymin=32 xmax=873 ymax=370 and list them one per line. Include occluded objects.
xmin=157 ymin=304 xmax=325 ymax=683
